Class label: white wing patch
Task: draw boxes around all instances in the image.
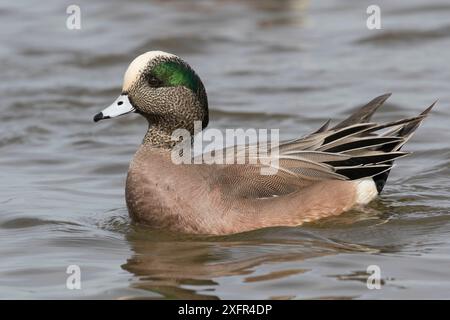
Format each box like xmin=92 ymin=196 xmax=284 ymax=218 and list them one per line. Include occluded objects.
xmin=354 ymin=179 xmax=378 ymax=205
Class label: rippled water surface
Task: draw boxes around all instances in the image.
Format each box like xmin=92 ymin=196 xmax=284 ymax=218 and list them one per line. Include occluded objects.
xmin=1 ymin=0 xmax=450 ymax=299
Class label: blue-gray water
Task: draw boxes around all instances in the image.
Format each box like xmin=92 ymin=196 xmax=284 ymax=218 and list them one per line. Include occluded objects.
xmin=1 ymin=0 xmax=450 ymax=299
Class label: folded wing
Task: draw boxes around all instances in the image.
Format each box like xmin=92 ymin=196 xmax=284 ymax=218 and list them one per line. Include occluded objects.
xmin=211 ymin=94 xmax=434 ymax=198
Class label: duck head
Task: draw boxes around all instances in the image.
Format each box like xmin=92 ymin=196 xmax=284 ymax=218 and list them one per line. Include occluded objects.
xmin=94 ymin=51 xmax=208 ymax=148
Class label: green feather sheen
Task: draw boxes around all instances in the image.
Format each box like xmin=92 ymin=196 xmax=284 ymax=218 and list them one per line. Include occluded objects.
xmin=153 ymin=61 xmax=199 ymax=93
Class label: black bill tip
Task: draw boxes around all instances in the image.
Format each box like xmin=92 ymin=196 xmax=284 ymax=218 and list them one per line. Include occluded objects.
xmin=93 ymin=112 xmax=109 ymax=122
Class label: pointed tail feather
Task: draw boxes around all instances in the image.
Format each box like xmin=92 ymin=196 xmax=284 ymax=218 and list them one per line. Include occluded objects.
xmin=332 ymin=93 xmax=392 ymax=130
xmin=274 ymin=96 xmax=435 ymax=195
xmin=311 ymin=119 xmax=331 ymax=134
xmin=372 ymin=101 xmax=436 ymax=192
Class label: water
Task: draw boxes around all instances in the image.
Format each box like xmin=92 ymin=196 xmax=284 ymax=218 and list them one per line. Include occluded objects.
xmin=1 ymin=0 xmax=450 ymax=299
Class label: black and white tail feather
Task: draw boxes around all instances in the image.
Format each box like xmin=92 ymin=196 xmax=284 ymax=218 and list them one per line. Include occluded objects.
xmin=277 ymin=93 xmax=435 ymax=193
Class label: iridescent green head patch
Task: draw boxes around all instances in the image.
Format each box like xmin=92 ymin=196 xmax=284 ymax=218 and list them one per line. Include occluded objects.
xmin=152 ymin=60 xmax=201 ymax=94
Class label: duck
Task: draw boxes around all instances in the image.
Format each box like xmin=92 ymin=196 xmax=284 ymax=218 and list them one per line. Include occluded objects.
xmin=93 ymin=50 xmax=434 ymax=235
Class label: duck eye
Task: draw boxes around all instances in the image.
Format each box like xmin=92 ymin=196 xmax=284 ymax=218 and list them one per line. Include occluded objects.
xmin=147 ymin=75 xmax=162 ymax=87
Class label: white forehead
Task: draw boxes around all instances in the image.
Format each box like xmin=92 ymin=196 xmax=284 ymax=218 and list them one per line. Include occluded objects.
xmin=122 ymin=51 xmax=178 ymax=91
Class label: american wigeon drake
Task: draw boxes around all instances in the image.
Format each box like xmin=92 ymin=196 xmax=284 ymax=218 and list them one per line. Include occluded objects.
xmin=93 ymin=50 xmax=434 ymax=235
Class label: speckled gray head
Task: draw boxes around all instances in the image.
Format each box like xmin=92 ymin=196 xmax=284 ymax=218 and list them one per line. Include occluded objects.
xmin=94 ymin=50 xmax=208 ymax=148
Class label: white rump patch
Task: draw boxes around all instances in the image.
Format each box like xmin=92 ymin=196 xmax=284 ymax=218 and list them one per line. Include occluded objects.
xmin=122 ymin=51 xmax=178 ymax=91
xmin=355 ymin=179 xmax=378 ymax=205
